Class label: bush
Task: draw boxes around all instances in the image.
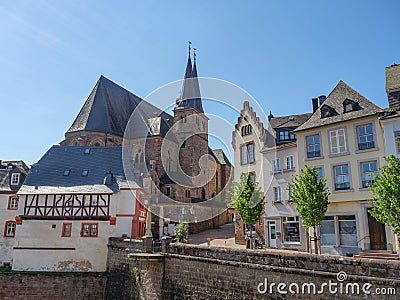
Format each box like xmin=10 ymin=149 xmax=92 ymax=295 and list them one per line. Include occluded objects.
xmin=174 ymin=222 xmax=188 ymax=243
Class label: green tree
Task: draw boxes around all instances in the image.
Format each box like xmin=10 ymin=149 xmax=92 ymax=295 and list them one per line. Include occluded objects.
xmin=288 ymin=165 xmax=330 ymax=254
xmin=174 ymin=222 xmax=188 ymax=243
xmin=369 ymin=155 xmax=400 ymax=242
xmin=230 ymin=173 xmax=264 ymax=248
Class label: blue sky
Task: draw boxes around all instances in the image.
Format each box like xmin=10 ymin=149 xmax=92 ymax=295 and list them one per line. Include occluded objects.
xmin=0 ymin=1 xmax=399 ymax=164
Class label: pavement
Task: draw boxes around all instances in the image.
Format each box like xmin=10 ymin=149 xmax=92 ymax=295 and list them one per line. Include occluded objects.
xmin=187 ymin=222 xmax=245 ymax=249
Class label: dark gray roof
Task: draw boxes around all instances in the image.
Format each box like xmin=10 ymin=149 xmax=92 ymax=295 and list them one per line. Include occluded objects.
xmin=295 ymin=81 xmax=381 ymax=132
xmin=18 ymin=146 xmax=140 ymax=194
xmin=269 ymin=113 xmax=312 ymax=130
xmin=212 ymin=149 xmax=231 ymax=166
xmin=176 ymin=54 xmax=204 ymax=113
xmin=66 ymin=76 xmax=173 ymax=138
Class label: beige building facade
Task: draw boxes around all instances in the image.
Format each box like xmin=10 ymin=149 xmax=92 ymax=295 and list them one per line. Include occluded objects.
xmin=295 ymin=81 xmax=397 ymax=255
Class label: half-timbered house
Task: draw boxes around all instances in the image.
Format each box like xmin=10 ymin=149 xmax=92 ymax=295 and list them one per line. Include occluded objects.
xmin=13 ymin=146 xmax=145 ymax=271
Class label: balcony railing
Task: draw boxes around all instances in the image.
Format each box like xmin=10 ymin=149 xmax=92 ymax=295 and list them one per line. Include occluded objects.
xmin=358 ymin=141 xmax=375 ymax=150
xmin=307 ymin=150 xmax=321 ymax=158
xmin=362 ymin=180 xmax=374 ymax=188
xmin=335 ymin=182 xmax=351 ymax=190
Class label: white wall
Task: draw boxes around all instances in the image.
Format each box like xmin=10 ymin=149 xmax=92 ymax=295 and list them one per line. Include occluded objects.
xmin=0 ymin=193 xmax=19 ymax=265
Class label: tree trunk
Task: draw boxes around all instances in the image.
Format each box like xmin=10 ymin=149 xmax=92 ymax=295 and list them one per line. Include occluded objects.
xmin=313 ymin=225 xmax=318 ymax=255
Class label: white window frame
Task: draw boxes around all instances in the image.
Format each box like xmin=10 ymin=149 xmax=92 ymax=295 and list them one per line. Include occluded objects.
xmin=305 ymin=133 xmax=322 ymax=159
xmin=332 ymin=163 xmax=351 ymax=191
xmin=328 ymin=128 xmax=347 ymax=155
xmin=273 ymin=159 xmax=281 ymax=173
xmin=356 ymin=123 xmax=375 ymax=151
xmin=11 ymin=173 xmax=20 ymax=185
xmin=286 ymin=156 xmax=294 ymax=170
xmin=5 ymin=221 xmax=16 ymax=237
xmin=273 ymin=187 xmax=282 ymax=202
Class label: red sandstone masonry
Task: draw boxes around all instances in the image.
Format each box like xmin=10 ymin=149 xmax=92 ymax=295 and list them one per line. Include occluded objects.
xmin=0 ymin=272 xmax=105 ymax=300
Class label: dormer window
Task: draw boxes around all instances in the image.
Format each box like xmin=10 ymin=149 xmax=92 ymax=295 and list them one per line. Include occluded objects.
xmin=84 ymin=148 xmax=91 ymax=154
xmin=343 ymin=99 xmax=361 ymax=113
xmin=279 ymin=130 xmax=296 ymax=141
xmin=63 ymin=169 xmax=71 ymax=176
xmin=320 ymin=104 xmax=337 ymax=118
xmin=11 ymin=173 xmax=20 ymax=185
xmin=81 ymin=170 xmax=89 ymax=176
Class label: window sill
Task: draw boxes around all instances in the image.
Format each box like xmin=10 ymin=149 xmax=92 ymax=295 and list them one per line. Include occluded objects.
xmin=328 ymin=151 xmax=350 ymax=158
xmin=355 ymin=147 xmax=379 ymax=154
xmin=283 ymin=242 xmax=301 ymax=245
xmin=305 ymin=156 xmax=324 ymax=161
xmin=332 ymin=188 xmax=354 ymax=194
xmin=283 ymin=168 xmax=295 ymax=173
xmin=359 ymin=187 xmax=371 ymax=191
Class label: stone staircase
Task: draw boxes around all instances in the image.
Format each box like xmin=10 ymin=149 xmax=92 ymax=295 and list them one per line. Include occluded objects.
xmin=355 ymin=250 xmax=399 ymax=260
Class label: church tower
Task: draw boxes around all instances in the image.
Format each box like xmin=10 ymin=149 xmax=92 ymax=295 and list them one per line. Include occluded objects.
xmin=173 ymin=44 xmax=209 ymax=186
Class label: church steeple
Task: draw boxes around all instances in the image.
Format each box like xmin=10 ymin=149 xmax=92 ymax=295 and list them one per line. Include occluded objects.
xmin=176 ymin=43 xmax=204 ymax=113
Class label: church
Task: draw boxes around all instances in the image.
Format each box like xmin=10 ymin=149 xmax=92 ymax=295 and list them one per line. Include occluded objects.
xmin=8 ymin=46 xmax=232 ymax=271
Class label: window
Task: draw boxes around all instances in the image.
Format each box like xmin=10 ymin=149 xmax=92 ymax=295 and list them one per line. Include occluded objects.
xmin=395 ymin=131 xmax=400 ymax=154
xmin=81 ymin=169 xmax=89 ymax=176
xmin=63 ymin=168 xmax=71 ymax=176
xmin=316 ymin=168 xmax=323 ymax=183
xmin=320 ymin=215 xmax=358 ymax=247
xmin=185 ymin=190 xmax=191 ymax=198
xmin=240 ymin=145 xmax=248 ymax=164
xmin=4 ymin=221 xmax=16 ymax=237
xmin=286 ymin=156 xmax=294 ymax=170
xmin=320 ymin=216 xmax=335 ymax=245
xmin=357 ymin=124 xmax=375 ymax=150
xmin=361 ymin=161 xmax=378 ymax=188
xmin=62 ymin=223 xmax=72 ymax=237
xmin=273 ymin=159 xmax=281 ymax=172
xmin=306 ymin=135 xmax=321 ymax=158
xmin=282 ymin=216 xmax=300 ymax=243
xmin=241 ymin=125 xmax=252 ymax=136
xmin=273 ymin=187 xmax=282 ymax=202
xmin=329 ymin=128 xmax=346 ymax=154
xmin=249 ymin=172 xmax=255 ymax=182
xmin=241 ymin=143 xmax=255 ymax=164
xmin=166 ymin=187 xmax=171 ymax=196
xmin=334 ymin=165 xmax=350 ymax=190
xmin=338 ymin=215 xmax=357 ymax=247
xmin=279 ymin=131 xmax=296 ymax=141
xmin=81 ymin=223 xmax=98 ymax=237
xmin=288 ymin=186 xmax=294 ymax=202
xmin=84 ymin=148 xmax=91 ymax=154
xmin=11 ymin=173 xmax=20 ymax=185
xmin=8 ymin=196 xmax=18 ymax=210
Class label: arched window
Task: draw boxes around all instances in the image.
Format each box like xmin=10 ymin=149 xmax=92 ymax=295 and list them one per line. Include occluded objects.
xmin=201 ymin=188 xmax=206 ymax=200
xmin=140 ymin=153 xmax=144 ymax=163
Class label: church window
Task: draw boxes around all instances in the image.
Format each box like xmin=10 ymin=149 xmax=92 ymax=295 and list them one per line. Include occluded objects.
xmin=185 ymin=190 xmax=191 ymax=198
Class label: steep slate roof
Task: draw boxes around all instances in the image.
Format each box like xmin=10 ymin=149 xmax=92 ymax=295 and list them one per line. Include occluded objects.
xmin=212 ymin=149 xmax=232 ymax=166
xmin=176 ymin=52 xmax=204 ymax=113
xmin=295 ymin=81 xmax=381 ymax=132
xmin=18 ymin=146 xmax=140 ymax=195
xmin=66 ymin=75 xmax=173 ymax=138
xmin=269 ymin=113 xmax=312 ymax=130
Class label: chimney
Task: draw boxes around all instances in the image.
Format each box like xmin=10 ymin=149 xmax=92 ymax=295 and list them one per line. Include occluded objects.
xmin=386 ymin=64 xmax=400 ymax=110
xmin=104 ymin=170 xmax=114 ymax=186
xmin=312 ymin=98 xmax=319 ymax=113
xmin=318 ymin=95 xmax=327 ymax=106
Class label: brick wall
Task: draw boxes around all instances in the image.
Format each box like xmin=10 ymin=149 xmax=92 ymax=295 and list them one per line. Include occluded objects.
xmin=0 ymin=272 xmax=105 ymax=300
xmin=105 ymin=239 xmax=400 ymax=299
